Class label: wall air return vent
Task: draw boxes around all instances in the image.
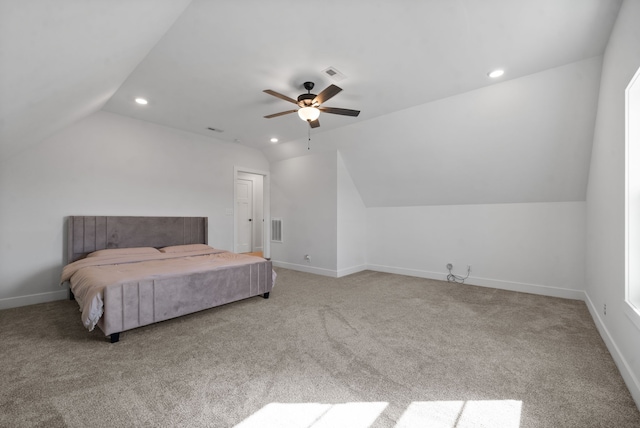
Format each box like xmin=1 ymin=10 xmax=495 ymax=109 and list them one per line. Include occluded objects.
xmin=271 ymin=218 xmax=283 ymax=243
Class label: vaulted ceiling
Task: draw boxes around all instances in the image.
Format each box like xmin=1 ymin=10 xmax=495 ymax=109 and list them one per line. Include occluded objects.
xmin=0 ymin=0 xmax=623 ymax=206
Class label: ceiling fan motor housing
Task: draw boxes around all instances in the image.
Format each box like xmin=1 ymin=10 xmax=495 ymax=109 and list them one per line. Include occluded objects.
xmin=297 ymin=93 xmax=317 ymax=107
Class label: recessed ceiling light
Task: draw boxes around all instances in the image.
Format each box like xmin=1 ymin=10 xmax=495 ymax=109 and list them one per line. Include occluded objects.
xmin=135 ymin=97 xmax=148 ymax=105
xmin=270 ymin=138 xmax=278 ymax=143
xmin=488 ymin=69 xmax=504 ymax=78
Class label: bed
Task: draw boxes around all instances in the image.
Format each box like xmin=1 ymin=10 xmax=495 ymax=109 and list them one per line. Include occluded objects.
xmin=61 ymin=216 xmax=274 ymax=343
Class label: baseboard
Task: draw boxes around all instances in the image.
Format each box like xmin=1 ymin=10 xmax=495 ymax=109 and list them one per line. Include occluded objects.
xmin=337 ymin=264 xmax=367 ymax=278
xmin=584 ymin=292 xmax=640 ymax=409
xmin=366 ymin=264 xmax=586 ymax=301
xmin=468 ymin=275 xmax=586 ymax=301
xmin=0 ymin=289 xmax=68 ymax=310
xmin=271 ymin=261 xmax=338 ymax=278
xmin=366 ymin=264 xmax=442 ymax=282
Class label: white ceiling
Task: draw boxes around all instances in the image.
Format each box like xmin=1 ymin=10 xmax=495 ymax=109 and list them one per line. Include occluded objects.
xmin=101 ymin=0 xmax=621 ymax=149
xmin=320 ymin=57 xmax=603 ymax=206
xmin=0 ymin=0 xmax=624 ymax=206
xmin=0 ymin=0 xmax=192 ymax=161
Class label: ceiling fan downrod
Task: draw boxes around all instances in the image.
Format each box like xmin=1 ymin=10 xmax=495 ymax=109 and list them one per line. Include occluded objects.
xmin=298 ymin=82 xmax=317 ymax=107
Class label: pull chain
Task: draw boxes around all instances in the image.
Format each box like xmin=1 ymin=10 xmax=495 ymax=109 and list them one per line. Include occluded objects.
xmin=308 ymin=124 xmax=311 ymax=150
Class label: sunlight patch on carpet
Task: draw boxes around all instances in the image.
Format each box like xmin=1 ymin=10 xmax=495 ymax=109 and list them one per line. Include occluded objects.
xmin=396 ymin=400 xmax=522 ymax=428
xmin=235 ymin=400 xmax=521 ymax=427
xmin=234 ymin=402 xmax=388 ymax=428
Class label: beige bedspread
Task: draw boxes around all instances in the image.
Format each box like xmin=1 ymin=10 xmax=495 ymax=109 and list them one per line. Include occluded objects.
xmin=61 ymin=249 xmax=270 ymax=331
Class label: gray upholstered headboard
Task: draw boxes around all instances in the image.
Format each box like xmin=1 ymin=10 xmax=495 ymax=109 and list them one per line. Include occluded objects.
xmin=67 ymin=216 xmax=208 ymax=263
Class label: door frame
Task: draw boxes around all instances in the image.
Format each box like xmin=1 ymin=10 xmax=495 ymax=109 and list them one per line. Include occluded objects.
xmin=233 ymin=166 xmax=270 ymax=258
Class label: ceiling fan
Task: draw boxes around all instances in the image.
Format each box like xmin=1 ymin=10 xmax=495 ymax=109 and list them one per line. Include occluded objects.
xmin=263 ymin=81 xmax=360 ymax=128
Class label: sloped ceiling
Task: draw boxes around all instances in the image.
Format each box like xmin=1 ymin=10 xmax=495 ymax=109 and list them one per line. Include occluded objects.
xmin=266 ymin=57 xmax=603 ymax=206
xmin=0 ymin=0 xmax=623 ymax=206
xmin=102 ymin=0 xmax=620 ymax=150
xmin=0 ymin=0 xmax=191 ymax=162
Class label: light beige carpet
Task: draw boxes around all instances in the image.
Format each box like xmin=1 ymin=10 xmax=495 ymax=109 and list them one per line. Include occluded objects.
xmin=1 ymin=268 xmax=639 ymax=427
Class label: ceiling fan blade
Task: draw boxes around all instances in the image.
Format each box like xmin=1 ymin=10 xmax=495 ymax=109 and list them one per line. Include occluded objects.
xmin=263 ymin=89 xmax=298 ymax=104
xmin=318 ymin=106 xmax=360 ymax=117
xmin=309 ymin=119 xmax=320 ymax=128
xmin=264 ymin=110 xmax=297 ymax=118
xmin=313 ymin=84 xmax=342 ymax=105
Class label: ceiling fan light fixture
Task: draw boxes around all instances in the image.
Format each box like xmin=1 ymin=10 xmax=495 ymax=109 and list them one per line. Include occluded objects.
xmin=298 ymin=106 xmax=320 ymax=122
xmin=264 ymin=82 xmax=359 ymax=127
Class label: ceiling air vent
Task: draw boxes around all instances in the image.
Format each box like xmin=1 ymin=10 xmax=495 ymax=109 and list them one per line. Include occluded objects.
xmin=322 ymin=66 xmax=346 ymax=82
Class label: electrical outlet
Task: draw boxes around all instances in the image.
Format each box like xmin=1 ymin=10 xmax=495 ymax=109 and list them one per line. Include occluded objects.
xmin=446 ymin=263 xmax=453 ymax=270
xmin=604 ymin=303 xmax=607 ymax=316
xmin=304 ymin=254 xmax=311 ymax=262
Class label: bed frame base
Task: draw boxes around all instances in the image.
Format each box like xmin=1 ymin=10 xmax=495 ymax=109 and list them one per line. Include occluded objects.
xmin=107 ymin=293 xmax=271 ymax=343
xmin=66 ymin=216 xmax=273 ymax=344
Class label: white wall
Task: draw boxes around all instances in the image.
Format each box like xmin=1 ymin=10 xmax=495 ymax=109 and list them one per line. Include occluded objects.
xmin=337 ymin=151 xmax=367 ymax=276
xmin=367 ymin=202 xmax=586 ymax=298
xmin=585 ymin=0 xmax=640 ymax=406
xmin=0 ymin=110 xmax=269 ymax=308
xmin=270 ymin=151 xmax=338 ymax=276
xmin=269 ymin=146 xmax=586 ymax=296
